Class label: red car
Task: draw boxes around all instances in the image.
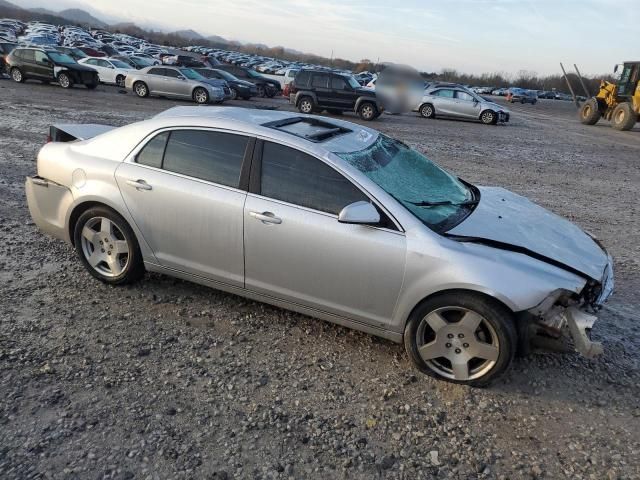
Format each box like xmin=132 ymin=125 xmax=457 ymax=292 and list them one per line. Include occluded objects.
xmin=76 ymin=46 xmax=106 ymax=58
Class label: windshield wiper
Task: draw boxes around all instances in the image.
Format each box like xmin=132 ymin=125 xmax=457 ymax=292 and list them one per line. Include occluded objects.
xmin=407 ymin=199 xmax=479 ymax=207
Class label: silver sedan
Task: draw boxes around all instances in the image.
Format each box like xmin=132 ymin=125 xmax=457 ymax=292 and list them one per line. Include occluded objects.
xmin=26 ymin=107 xmax=613 ymax=386
xmin=415 ymin=85 xmax=510 ymax=124
xmin=124 ymin=66 xmax=226 ymax=104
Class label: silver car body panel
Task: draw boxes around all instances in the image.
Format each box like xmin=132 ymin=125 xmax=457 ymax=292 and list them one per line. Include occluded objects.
xmin=448 ymin=187 xmax=608 ymax=281
xmin=124 ymin=67 xmax=223 ymax=102
xmin=415 ymin=87 xmax=509 ymax=121
xmin=25 ymin=106 xmax=611 ymax=347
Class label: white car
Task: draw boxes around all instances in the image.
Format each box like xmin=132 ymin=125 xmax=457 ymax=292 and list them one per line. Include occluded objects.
xmin=78 ymin=57 xmax=136 ymax=87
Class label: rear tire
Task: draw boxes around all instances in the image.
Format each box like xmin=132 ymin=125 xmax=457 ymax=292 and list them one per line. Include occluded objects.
xmin=357 ymin=101 xmax=378 ymax=121
xmin=580 ymin=98 xmax=601 ymax=125
xmin=58 ymin=72 xmax=72 ymax=89
xmin=229 ymin=87 xmax=238 ymax=100
xmin=611 ymin=102 xmax=637 ymax=131
xmin=10 ymin=67 xmax=24 ymax=83
xmin=73 ymin=206 xmax=145 ymax=286
xmin=266 ymin=88 xmax=276 ymax=98
xmin=256 ymin=85 xmax=266 ymax=97
xmin=404 ymin=291 xmax=517 ymax=387
xmin=134 ymin=81 xmax=149 ymax=98
xmin=297 ymin=96 xmax=314 ymax=114
xmin=419 ymin=103 xmax=435 ymax=119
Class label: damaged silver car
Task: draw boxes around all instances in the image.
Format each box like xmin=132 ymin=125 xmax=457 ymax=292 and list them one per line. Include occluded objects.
xmin=25 ymin=107 xmax=613 ymax=386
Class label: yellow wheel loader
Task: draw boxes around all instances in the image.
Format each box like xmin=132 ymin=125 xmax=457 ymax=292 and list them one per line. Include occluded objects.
xmin=580 ymin=62 xmax=639 ymax=131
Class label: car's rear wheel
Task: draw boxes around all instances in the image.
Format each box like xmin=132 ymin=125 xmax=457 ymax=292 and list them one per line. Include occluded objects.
xmin=134 ymin=81 xmax=149 ymax=98
xmin=115 ymin=74 xmax=125 ymax=87
xmin=358 ymin=101 xmax=378 ymax=121
xmin=10 ymin=67 xmax=24 ymax=83
xmin=256 ymin=85 xmax=266 ymax=97
xmin=480 ymin=110 xmax=497 ymax=125
xmin=419 ymin=103 xmax=435 ymax=119
xmin=580 ymin=98 xmax=601 ymax=125
xmin=298 ymin=96 xmax=314 ymax=114
xmin=229 ymin=87 xmax=238 ymax=100
xmin=611 ymin=102 xmax=637 ymax=131
xmin=404 ymin=292 xmax=517 ymax=387
xmin=58 ymin=72 xmax=72 ymax=89
xmin=74 ymin=207 xmax=144 ymax=285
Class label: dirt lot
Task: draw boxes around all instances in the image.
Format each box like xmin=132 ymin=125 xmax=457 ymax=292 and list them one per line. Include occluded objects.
xmin=0 ymin=78 xmax=639 ymax=480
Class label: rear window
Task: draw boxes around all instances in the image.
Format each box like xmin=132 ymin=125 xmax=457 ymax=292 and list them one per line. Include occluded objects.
xmin=136 ymin=132 xmax=169 ymax=168
xmin=162 ymin=130 xmax=249 ymax=188
xmin=21 ymin=49 xmax=35 ymax=61
xmin=311 ymin=74 xmax=329 ymax=88
xmin=294 ymin=71 xmax=310 ymax=86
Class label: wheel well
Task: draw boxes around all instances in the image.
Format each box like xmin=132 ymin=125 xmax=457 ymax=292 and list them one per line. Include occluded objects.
xmin=404 ymin=289 xmax=516 ymax=330
xmin=68 ymin=201 xmax=118 ymax=246
xmin=479 ymin=108 xmax=497 ymax=118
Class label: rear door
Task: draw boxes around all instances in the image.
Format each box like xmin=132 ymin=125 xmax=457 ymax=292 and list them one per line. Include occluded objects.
xmin=243 ymin=140 xmax=406 ymax=326
xmin=115 ymin=128 xmax=253 ymax=286
xmin=145 ymin=67 xmax=166 ymax=94
xmin=310 ymin=73 xmax=331 ymax=106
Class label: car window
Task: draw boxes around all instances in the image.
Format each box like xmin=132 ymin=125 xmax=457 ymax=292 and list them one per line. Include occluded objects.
xmin=456 ymin=91 xmax=474 ymax=101
xmin=34 ymin=51 xmax=47 ymax=63
xmin=136 ymin=132 xmax=169 ymax=168
xmin=148 ymin=68 xmax=164 ymax=75
xmin=434 ymin=89 xmax=454 ymax=98
xmin=311 ymin=74 xmax=329 ymax=88
xmin=97 ymin=59 xmax=110 ymax=68
xmin=260 ymin=142 xmax=367 ymax=215
xmin=22 ymin=49 xmax=35 ymax=62
xmin=331 ymin=76 xmax=348 ymax=90
xmin=294 ymin=71 xmax=310 ymax=86
xmin=162 ymin=130 xmax=249 ymax=188
xmin=86 ymin=58 xmax=98 ymax=65
xmin=163 ymin=68 xmax=181 ymax=78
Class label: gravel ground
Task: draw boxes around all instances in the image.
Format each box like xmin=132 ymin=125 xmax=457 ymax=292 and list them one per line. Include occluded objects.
xmin=0 ymin=78 xmax=639 ymax=480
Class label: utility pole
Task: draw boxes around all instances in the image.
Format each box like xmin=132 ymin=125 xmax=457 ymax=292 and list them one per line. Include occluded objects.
xmin=560 ymin=62 xmax=580 ymax=109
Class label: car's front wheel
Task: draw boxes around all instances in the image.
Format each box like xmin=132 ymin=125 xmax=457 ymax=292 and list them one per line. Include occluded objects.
xmin=74 ymin=206 xmax=144 ymax=285
xmin=115 ymin=74 xmax=125 ymax=87
xmin=133 ymin=81 xmax=149 ymax=98
xmin=256 ymin=85 xmax=266 ymax=97
xmin=480 ymin=110 xmax=497 ymax=125
xmin=357 ymin=101 xmax=378 ymax=121
xmin=404 ymin=291 xmax=517 ymax=387
xmin=229 ymin=87 xmax=238 ymax=100
xmin=419 ymin=103 xmax=435 ymax=119
xmin=58 ymin=72 xmax=72 ymax=89
xmin=193 ymin=87 xmax=209 ymax=104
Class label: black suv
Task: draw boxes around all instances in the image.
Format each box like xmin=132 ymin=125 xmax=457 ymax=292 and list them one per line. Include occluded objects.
xmin=290 ymin=70 xmax=383 ymax=121
xmin=6 ymin=47 xmax=99 ymax=89
xmin=216 ymin=64 xmax=281 ymax=97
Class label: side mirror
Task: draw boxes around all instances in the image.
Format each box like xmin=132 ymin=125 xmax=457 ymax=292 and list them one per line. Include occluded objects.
xmin=338 ymin=201 xmax=380 ymax=225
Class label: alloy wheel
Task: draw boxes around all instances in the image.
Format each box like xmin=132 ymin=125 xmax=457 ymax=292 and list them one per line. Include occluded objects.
xmin=415 ymin=306 xmax=499 ymax=381
xmin=421 ymin=105 xmax=433 ymax=118
xmin=300 ymin=99 xmax=313 ymax=113
xmin=361 ymin=104 xmax=374 ymax=120
xmin=58 ymin=74 xmax=70 ymax=88
xmin=11 ymin=68 xmax=22 ymax=82
xmin=80 ymin=217 xmax=130 ymax=278
xmin=135 ymin=83 xmax=147 ymax=97
xmin=481 ymin=111 xmax=495 ymax=124
xmin=194 ymin=88 xmax=208 ymax=104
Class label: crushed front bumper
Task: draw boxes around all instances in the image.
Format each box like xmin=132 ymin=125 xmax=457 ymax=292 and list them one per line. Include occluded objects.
xmin=563 ymin=306 xmax=603 ymax=358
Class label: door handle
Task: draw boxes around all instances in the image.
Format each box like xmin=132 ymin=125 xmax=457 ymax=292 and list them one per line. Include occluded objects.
xmin=126 ymin=179 xmax=152 ymax=191
xmin=249 ymin=211 xmax=282 ymax=224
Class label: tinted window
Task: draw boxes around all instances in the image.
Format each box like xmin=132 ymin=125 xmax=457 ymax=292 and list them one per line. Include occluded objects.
xmin=434 ymin=89 xmax=454 ymax=98
xmin=163 ymin=130 xmax=248 ymax=188
xmin=97 ymin=59 xmax=110 ymax=68
xmin=34 ymin=51 xmax=47 ymax=63
xmin=22 ymin=49 xmax=35 ymax=61
xmin=331 ymin=76 xmax=348 ymax=90
xmin=311 ymin=74 xmax=329 ymax=88
xmin=86 ymin=58 xmax=98 ymax=65
xmin=164 ymin=68 xmax=182 ymax=78
xmin=136 ymin=132 xmax=169 ymax=168
xmin=261 ymin=142 xmax=366 ymax=215
xmin=294 ymin=71 xmax=310 ymax=86
xmin=148 ymin=68 xmax=164 ymax=75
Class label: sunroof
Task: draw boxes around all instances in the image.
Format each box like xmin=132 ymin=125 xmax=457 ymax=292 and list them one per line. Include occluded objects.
xmin=262 ymin=117 xmax=352 ymax=143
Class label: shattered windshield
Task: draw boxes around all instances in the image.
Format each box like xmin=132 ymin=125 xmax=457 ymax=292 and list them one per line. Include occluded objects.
xmin=337 ymin=135 xmax=475 ymax=231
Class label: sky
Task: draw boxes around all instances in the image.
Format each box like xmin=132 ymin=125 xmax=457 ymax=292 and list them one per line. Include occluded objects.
xmin=12 ymin=0 xmax=639 ymax=76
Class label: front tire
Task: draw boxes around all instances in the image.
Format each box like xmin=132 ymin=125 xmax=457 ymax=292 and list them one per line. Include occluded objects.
xmin=610 ymin=102 xmax=637 ymax=131
xmin=357 ymin=101 xmax=378 ymax=121
xmin=73 ymin=206 xmax=145 ymax=285
xmin=58 ymin=72 xmax=72 ymax=89
xmin=229 ymin=87 xmax=238 ymax=100
xmin=256 ymin=85 xmax=266 ymax=98
xmin=580 ymin=98 xmax=601 ymax=125
xmin=193 ymin=87 xmax=209 ymax=104
xmin=419 ymin=103 xmax=435 ymax=119
xmin=404 ymin=291 xmax=517 ymax=387
xmin=115 ymin=74 xmax=125 ymax=87
xmin=480 ymin=110 xmax=497 ymax=125
xmin=10 ymin=67 xmax=24 ymax=83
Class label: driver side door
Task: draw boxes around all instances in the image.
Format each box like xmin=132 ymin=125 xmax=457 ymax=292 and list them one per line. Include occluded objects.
xmin=243 ymin=140 xmax=407 ymax=327
xmin=33 ymin=50 xmax=53 ymax=79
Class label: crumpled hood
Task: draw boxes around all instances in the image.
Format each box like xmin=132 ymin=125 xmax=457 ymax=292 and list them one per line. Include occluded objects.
xmin=448 ymin=187 xmax=608 ymax=281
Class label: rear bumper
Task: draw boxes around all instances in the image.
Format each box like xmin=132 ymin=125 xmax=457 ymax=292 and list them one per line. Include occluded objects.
xmin=25 ymin=176 xmax=73 ymax=244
